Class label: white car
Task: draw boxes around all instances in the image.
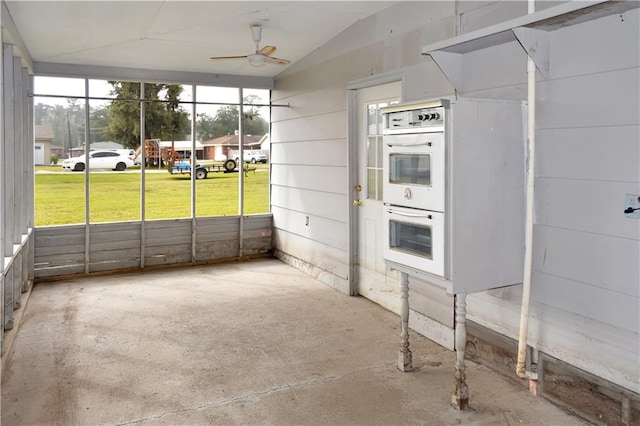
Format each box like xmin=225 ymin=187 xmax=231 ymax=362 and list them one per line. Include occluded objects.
xmin=62 ymin=149 xmax=135 ymax=172
xmin=234 ymin=150 xmax=268 ymax=164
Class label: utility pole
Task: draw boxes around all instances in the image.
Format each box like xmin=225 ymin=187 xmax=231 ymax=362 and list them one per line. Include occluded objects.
xmin=66 ymin=112 xmax=72 ymax=156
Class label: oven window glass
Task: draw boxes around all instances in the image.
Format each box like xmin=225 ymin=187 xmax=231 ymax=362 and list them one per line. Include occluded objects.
xmin=389 ymin=220 xmax=432 ymax=259
xmin=389 ymin=153 xmax=431 ymax=186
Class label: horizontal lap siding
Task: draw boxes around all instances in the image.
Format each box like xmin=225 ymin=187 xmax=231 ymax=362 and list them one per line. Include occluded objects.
xmin=274 ymin=230 xmax=349 ymax=281
xmin=272 ymin=111 xmax=347 ymax=143
xmin=34 ymin=216 xmax=273 ymax=277
xmin=531 ymin=10 xmax=640 ymax=341
xmin=271 ymin=206 xmax=347 ymax=250
xmin=271 ymin=79 xmax=350 ymax=286
xmin=196 ymin=216 xmax=238 ymax=260
xmin=242 ymin=215 xmax=272 ymax=256
xmin=271 ymin=139 xmax=346 ymax=167
xmin=536 ymin=126 xmax=639 ymax=182
xmin=34 ymin=226 xmax=86 ymax=277
xmin=89 ymin=222 xmax=142 ymax=272
xmin=468 ymin=9 xmax=640 ymax=392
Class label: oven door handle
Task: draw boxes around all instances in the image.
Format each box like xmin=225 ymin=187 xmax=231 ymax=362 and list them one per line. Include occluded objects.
xmin=386 ymin=141 xmax=433 ymax=147
xmin=387 ymin=209 xmax=433 ymax=220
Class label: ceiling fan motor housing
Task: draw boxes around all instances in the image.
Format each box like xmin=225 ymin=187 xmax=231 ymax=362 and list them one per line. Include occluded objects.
xmin=250 ymin=24 xmax=262 ymax=43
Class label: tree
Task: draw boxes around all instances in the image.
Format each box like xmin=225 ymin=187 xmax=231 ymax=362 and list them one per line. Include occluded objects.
xmin=196 ymin=98 xmax=268 ymax=141
xmin=89 ymin=105 xmax=110 ymax=143
xmin=34 ymin=99 xmax=85 ymax=157
xmin=104 ymin=82 xmax=190 ymax=149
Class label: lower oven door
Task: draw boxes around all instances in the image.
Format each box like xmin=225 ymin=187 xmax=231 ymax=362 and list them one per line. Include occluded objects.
xmin=383 ymin=206 xmax=445 ymax=277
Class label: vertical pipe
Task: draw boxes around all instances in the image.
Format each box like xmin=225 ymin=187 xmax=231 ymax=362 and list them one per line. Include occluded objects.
xmin=191 ymin=85 xmax=197 ymax=262
xmin=238 ymin=89 xmax=244 ymax=257
xmin=0 ymin=41 xmax=4 ymax=349
xmin=12 ymin=57 xmax=21 ymax=247
xmin=27 ymin=74 xmax=34 ymax=286
xmin=11 ymin=57 xmax=21 ymax=310
xmin=84 ymin=79 xmax=90 ymax=274
xmin=516 ymin=0 xmax=537 ymax=379
xmin=140 ymin=83 xmax=146 ymax=268
xmin=2 ymin=44 xmax=14 ymax=260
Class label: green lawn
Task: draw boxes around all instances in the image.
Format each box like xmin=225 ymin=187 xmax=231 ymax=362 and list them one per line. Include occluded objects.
xmin=35 ymin=165 xmax=269 ymax=226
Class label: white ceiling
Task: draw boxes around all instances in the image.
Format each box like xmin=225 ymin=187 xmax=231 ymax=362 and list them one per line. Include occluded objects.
xmin=6 ymin=1 xmax=396 ymax=78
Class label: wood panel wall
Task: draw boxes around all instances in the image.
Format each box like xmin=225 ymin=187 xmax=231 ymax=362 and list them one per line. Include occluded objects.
xmin=34 ymin=215 xmax=273 ymax=279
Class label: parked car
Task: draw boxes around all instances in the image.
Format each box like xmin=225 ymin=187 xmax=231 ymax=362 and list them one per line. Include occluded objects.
xmin=234 ymin=150 xmax=268 ymax=164
xmin=62 ymin=150 xmax=135 ymax=172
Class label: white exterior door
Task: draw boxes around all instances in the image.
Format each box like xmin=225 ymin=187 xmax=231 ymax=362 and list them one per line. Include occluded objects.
xmin=354 ymin=81 xmax=402 ymax=312
xmin=34 ymin=143 xmax=44 ymax=165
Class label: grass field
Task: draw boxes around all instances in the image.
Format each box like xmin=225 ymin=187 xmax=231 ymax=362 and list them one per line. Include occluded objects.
xmin=35 ymin=165 xmax=269 ymax=226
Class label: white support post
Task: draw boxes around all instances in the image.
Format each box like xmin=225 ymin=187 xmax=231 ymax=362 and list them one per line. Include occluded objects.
xmin=452 ymin=293 xmax=469 ymax=409
xmin=397 ymin=271 xmax=412 ymax=372
xmin=3 ymin=44 xmax=15 ymax=331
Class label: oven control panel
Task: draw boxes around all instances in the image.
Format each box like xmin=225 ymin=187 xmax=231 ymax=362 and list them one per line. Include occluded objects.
xmin=385 ymin=106 xmax=444 ymax=131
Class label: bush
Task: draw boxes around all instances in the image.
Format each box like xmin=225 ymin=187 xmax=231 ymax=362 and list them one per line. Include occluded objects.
xmin=50 ymin=154 xmax=59 ymax=165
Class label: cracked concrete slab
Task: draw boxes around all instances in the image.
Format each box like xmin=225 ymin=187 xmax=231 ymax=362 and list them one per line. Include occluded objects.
xmin=1 ymin=259 xmax=585 ymax=425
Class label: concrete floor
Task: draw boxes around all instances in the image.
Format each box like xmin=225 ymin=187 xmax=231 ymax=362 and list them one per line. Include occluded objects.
xmin=1 ymin=258 xmax=586 ymax=425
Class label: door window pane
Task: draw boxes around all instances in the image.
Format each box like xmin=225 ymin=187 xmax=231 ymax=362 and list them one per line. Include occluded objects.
xmin=365 ymin=102 xmax=386 ymax=201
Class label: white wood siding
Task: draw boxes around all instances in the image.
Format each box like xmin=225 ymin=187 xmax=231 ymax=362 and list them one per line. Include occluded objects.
xmin=272 ymin=0 xmax=639 ymax=392
xmin=34 ymin=215 xmax=272 ymax=279
xmin=271 ymin=2 xmax=456 ymax=292
xmin=465 ymin=9 xmax=640 ymax=392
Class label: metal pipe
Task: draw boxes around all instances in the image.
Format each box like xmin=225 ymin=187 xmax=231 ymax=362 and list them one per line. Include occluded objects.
xmin=516 ymin=0 xmax=537 ymax=380
xmin=140 ymin=83 xmax=146 ymax=268
xmin=84 ymin=78 xmax=90 ymax=274
xmin=238 ymin=89 xmax=245 ymax=257
xmin=191 ymin=85 xmax=197 ymax=262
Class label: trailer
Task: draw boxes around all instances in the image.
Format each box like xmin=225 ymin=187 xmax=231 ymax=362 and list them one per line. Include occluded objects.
xmin=170 ymin=159 xmax=237 ymax=179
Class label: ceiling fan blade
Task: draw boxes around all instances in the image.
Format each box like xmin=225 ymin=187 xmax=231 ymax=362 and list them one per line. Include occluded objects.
xmin=210 ymin=55 xmax=249 ymax=61
xmin=265 ymin=56 xmax=291 ymax=65
xmin=258 ymin=45 xmax=276 ymax=56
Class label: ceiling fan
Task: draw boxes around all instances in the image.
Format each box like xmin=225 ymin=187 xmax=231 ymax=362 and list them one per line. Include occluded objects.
xmin=210 ymin=24 xmax=291 ymax=67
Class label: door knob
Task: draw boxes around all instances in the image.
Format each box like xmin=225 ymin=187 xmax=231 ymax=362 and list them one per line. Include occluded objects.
xmin=353 ymin=199 xmax=362 ymax=207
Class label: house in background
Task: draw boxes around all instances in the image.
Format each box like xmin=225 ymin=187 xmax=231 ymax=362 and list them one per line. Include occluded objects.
xmin=50 ymin=145 xmax=64 ymax=160
xmin=258 ymin=134 xmax=269 ymax=152
xmin=202 ymin=133 xmax=263 ymax=161
xmin=33 ymin=124 xmax=54 ymax=165
xmin=157 ymin=140 xmax=204 ymax=160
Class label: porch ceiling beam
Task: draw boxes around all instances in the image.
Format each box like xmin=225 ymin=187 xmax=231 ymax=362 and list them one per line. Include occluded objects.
xmin=33 ymin=61 xmax=274 ymax=90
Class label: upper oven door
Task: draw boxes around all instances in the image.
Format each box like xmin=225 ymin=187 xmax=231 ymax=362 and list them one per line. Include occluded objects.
xmin=383 ymin=132 xmax=445 ymax=212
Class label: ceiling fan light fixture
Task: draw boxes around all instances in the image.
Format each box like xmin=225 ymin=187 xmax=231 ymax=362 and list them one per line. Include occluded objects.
xmin=247 ymin=53 xmax=266 ymax=67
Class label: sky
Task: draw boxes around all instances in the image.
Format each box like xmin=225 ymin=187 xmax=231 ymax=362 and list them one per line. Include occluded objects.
xmin=33 ymin=76 xmax=269 ymax=107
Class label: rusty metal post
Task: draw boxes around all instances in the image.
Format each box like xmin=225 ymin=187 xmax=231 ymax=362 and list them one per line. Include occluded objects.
xmin=398 ymin=271 xmax=412 ymax=372
xmin=452 ymin=292 xmax=469 ymax=409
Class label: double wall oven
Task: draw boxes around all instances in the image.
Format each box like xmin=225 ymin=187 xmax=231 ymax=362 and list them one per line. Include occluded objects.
xmin=382 ymin=101 xmax=445 ymax=277
xmin=381 ymin=98 xmax=527 ymax=294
